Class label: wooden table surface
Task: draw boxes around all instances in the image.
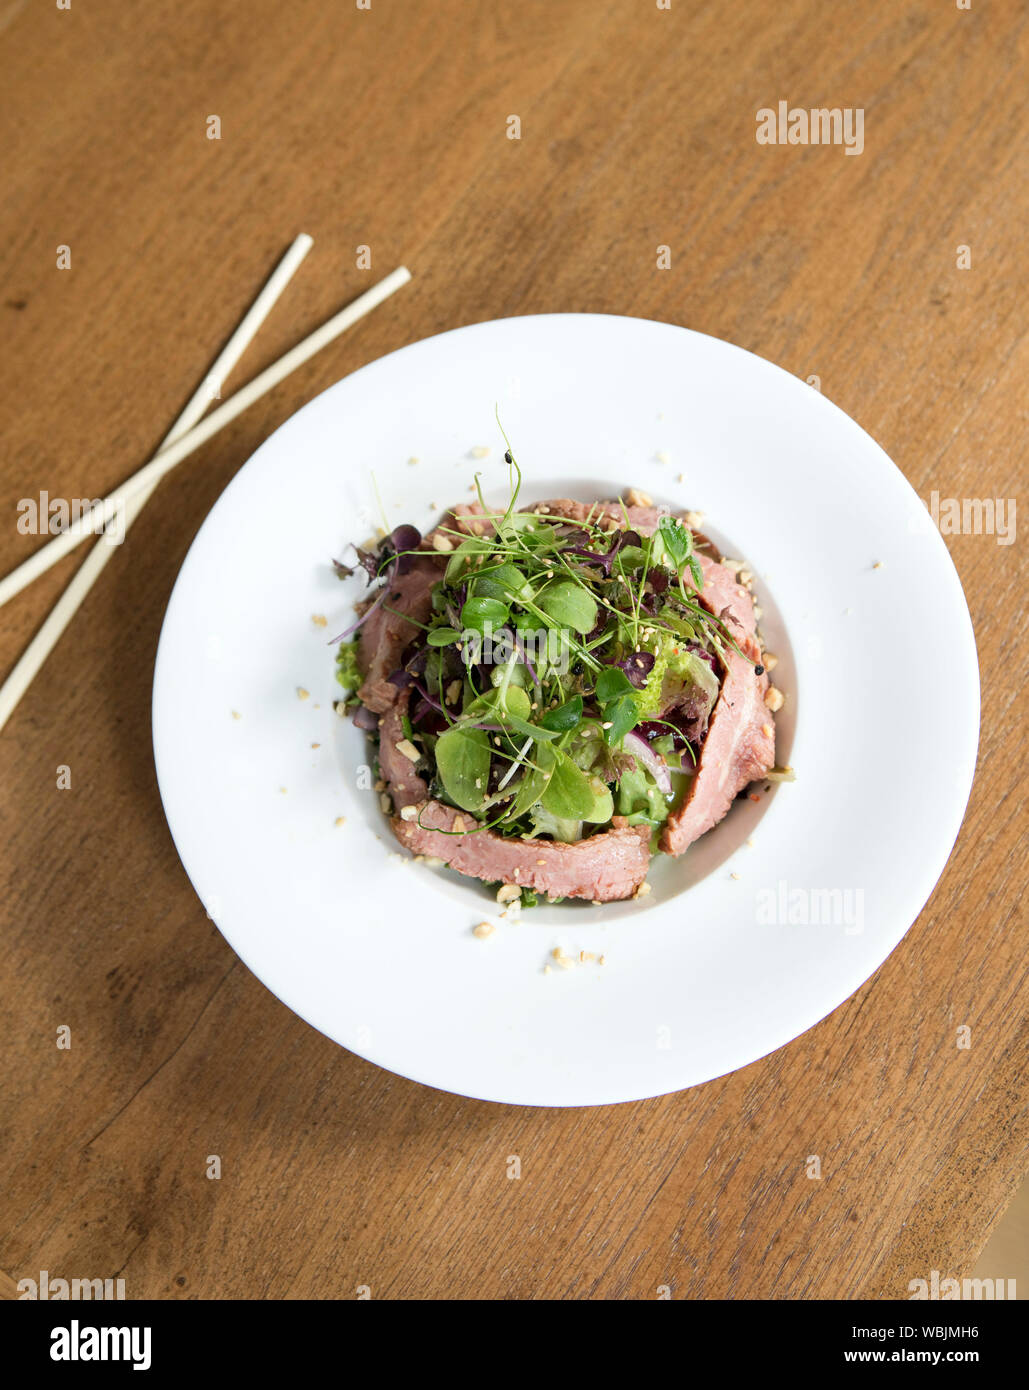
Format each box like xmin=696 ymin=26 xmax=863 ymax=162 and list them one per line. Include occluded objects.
xmin=1 ymin=0 xmax=1025 ymax=1301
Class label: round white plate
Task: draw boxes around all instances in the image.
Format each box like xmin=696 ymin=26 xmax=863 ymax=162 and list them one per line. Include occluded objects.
xmin=152 ymin=313 xmax=979 ymax=1106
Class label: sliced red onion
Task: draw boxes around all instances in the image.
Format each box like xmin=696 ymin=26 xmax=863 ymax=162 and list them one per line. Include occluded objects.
xmin=622 ymin=731 xmax=672 ymax=795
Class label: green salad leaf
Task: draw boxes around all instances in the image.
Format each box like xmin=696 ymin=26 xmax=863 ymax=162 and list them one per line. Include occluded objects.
xmin=538 ymin=581 xmax=597 ymax=634
xmin=434 ymin=727 xmax=491 ymax=812
xmin=539 ymin=695 xmax=583 ymax=732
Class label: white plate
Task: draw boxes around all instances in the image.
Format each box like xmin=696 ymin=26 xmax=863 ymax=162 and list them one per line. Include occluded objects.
xmin=152 ymin=314 xmax=979 ymax=1106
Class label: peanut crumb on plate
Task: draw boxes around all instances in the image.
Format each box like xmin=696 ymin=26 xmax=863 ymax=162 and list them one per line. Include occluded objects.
xmin=764 ymin=687 xmax=784 ymax=712
xmin=335 ymin=817 xmax=346 ymax=827
xmin=297 ymin=687 xmax=310 ymax=701
xmin=311 ymin=614 xmax=328 ymax=627
xmin=472 ymin=921 xmax=495 ymax=940
xmin=231 ymin=710 xmax=241 ymax=720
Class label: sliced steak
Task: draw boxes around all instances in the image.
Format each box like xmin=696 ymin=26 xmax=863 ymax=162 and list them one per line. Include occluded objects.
xmin=356 ymin=555 xmax=442 ymax=713
xmin=660 ymin=631 xmax=775 ymax=854
xmin=355 ymin=504 xmax=492 ymax=713
xmin=375 ymin=694 xmax=429 ymax=806
xmin=392 ymin=805 xmax=651 ymax=902
xmin=691 ymin=554 xmax=755 ymax=634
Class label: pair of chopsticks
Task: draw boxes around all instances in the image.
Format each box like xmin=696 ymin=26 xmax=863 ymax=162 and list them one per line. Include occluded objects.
xmin=0 ymin=238 xmax=411 ymax=733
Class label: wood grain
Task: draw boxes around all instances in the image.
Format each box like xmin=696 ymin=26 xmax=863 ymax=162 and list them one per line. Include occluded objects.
xmin=0 ymin=0 xmax=1025 ymax=1300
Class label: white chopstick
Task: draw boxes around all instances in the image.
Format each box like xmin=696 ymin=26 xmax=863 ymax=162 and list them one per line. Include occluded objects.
xmin=0 ymin=236 xmax=316 ymax=735
xmin=0 ymin=265 xmax=412 ymax=613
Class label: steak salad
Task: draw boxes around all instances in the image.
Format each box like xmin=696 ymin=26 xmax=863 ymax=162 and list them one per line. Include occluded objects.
xmin=332 ymin=451 xmax=782 ymax=903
